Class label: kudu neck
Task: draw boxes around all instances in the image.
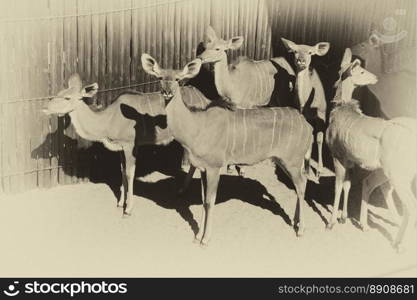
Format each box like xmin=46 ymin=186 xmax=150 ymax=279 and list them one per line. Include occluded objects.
xmin=295 ymin=67 xmax=313 ymax=108
xmin=213 ymin=54 xmax=232 ymax=98
xmin=334 ymin=77 xmax=356 ymax=103
xmin=68 ymin=101 xmax=108 ymax=141
xmin=167 ymin=86 xmax=201 ymax=143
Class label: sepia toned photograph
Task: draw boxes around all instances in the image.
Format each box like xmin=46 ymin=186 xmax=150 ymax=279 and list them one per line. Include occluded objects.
xmin=0 ymin=0 xmax=416 ymax=281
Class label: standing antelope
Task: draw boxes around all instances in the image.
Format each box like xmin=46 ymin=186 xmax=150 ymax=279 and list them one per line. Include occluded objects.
xmin=198 ymin=26 xmax=295 ymax=109
xmin=281 ymin=38 xmax=329 ymax=178
xmin=352 ymin=31 xmax=416 ymax=227
xmin=326 ymin=48 xmax=416 ymax=252
xmin=351 ymin=30 xmax=416 ymax=118
xmin=43 ymin=74 xmax=210 ymax=215
xmin=197 ymin=26 xmax=296 ymax=176
xmin=141 ymin=53 xmax=314 ymax=246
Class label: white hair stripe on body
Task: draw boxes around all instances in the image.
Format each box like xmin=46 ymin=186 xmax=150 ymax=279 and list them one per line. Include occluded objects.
xmin=147 ymin=94 xmax=154 ymax=115
xmin=243 ymin=109 xmax=247 ymax=156
xmin=270 ymin=109 xmax=277 ymax=153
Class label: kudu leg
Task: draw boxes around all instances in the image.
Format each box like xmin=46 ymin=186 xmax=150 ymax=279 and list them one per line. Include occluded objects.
xmin=194 ymin=171 xmax=207 ymax=243
xmin=117 ymin=151 xmax=128 ymax=208
xmin=381 ymin=183 xmax=400 ymax=224
xmin=360 ymin=169 xmax=389 ymax=231
xmin=340 ymin=171 xmax=351 ymax=224
xmin=327 ymin=158 xmax=346 ymax=230
xmin=178 ymin=165 xmax=196 ymax=196
xmin=316 ymin=131 xmax=324 ymax=179
xmin=200 ymin=168 xmax=221 ymax=247
xmin=123 ymin=146 xmax=136 ymax=216
xmin=290 ymin=167 xmax=307 ymax=237
xmin=391 ymin=181 xmax=414 ymax=252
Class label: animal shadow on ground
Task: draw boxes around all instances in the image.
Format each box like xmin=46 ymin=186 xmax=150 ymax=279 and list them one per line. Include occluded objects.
xmin=31 ymin=113 xmax=185 ymax=205
xmin=135 ymin=173 xmax=294 ymax=236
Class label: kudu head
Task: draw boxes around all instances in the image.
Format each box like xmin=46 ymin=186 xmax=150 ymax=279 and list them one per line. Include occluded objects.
xmin=337 ymin=48 xmax=378 ymax=88
xmin=141 ymin=53 xmax=202 ymax=101
xmin=281 ymin=38 xmax=330 ymax=72
xmin=351 ymin=31 xmax=384 ymax=74
xmin=197 ymin=26 xmax=244 ymax=64
xmin=43 ymin=74 xmax=98 ymax=116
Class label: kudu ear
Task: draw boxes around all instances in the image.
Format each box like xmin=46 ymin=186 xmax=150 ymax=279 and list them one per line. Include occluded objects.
xmin=141 ymin=53 xmax=162 ymax=78
xmin=228 ymin=36 xmax=244 ymax=50
xmin=281 ymin=38 xmax=298 ymax=52
xmin=341 ymin=48 xmax=352 ymax=69
xmin=314 ymin=42 xmax=330 ymax=56
xmin=68 ymin=73 xmax=82 ymax=90
xmin=351 ymin=58 xmax=362 ymax=70
xmin=369 ymin=33 xmax=381 ymax=47
xmin=206 ymin=26 xmax=218 ymax=43
xmin=81 ymin=83 xmax=98 ymax=98
xmin=178 ymin=59 xmax=202 ymax=80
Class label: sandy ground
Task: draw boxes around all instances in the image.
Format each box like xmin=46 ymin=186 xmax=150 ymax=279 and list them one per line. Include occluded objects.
xmin=0 ymin=161 xmax=416 ymax=277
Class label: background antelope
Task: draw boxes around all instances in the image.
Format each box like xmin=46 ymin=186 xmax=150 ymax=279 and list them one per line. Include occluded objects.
xmin=351 ymin=29 xmax=416 ymax=119
xmin=198 ymin=26 xmax=295 ymax=109
xmin=281 ymin=38 xmax=329 ymax=178
xmin=141 ymin=53 xmax=315 ymax=246
xmin=43 ymin=74 xmax=210 ymax=215
xmin=326 ymin=48 xmax=416 ymax=252
xmin=197 ymin=26 xmax=296 ymax=176
xmin=351 ymin=28 xmax=416 ymax=229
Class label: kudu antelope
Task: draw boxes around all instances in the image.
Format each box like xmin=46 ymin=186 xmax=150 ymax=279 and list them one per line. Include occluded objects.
xmin=141 ymin=53 xmax=314 ymax=246
xmin=198 ymin=26 xmax=295 ymax=109
xmin=197 ymin=26 xmax=296 ymax=176
xmin=43 ymin=74 xmax=209 ymax=215
xmin=352 ymin=30 xmax=416 ymax=227
xmin=326 ymin=48 xmax=416 ymax=252
xmin=281 ymin=38 xmax=329 ymax=178
xmin=351 ymin=30 xmax=416 ymax=118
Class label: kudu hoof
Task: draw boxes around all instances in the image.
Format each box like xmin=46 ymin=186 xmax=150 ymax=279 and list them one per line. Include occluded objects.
xmin=326 ymin=222 xmax=336 ymax=230
xmin=123 ymin=209 xmax=132 ymax=217
xmin=200 ymin=239 xmax=210 ymax=248
xmin=296 ymin=229 xmax=305 ymax=237
xmin=393 ymin=242 xmax=405 ymax=254
xmin=360 ymin=223 xmax=370 ymax=232
xmin=338 ymin=217 xmax=347 ymax=224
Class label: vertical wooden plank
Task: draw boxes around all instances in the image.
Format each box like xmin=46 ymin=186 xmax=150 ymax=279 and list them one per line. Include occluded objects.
xmin=47 ymin=0 xmax=64 ymax=188
xmin=132 ymin=0 xmax=146 ymax=90
xmin=77 ymin=0 xmax=93 ymax=182
xmin=13 ymin=0 xmax=25 ymax=193
xmin=0 ymin=1 xmax=11 ymax=193
xmin=38 ymin=1 xmax=54 ymax=190
xmin=174 ymin=0 xmax=182 ymax=70
xmin=63 ymin=0 xmax=78 ymax=185
xmin=6 ymin=1 xmax=20 ymax=193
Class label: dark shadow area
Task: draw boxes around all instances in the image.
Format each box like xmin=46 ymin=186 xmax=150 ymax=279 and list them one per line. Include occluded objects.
xmin=135 ymin=173 xmax=294 ymax=236
xmin=31 ymin=113 xmax=185 ymax=204
xmin=185 ymin=42 xmax=220 ymax=101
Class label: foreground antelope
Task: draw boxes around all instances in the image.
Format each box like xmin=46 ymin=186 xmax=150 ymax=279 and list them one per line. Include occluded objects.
xmin=142 ymin=53 xmax=314 ymax=246
xmin=326 ymin=48 xmax=416 ymax=252
xmin=281 ymin=38 xmax=329 ymax=178
xmin=197 ymin=26 xmax=295 ymax=176
xmin=198 ymin=26 xmax=295 ymax=108
xmin=43 ymin=74 xmax=209 ymax=215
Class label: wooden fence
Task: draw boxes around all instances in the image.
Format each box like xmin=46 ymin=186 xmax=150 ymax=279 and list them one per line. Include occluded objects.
xmin=0 ymin=0 xmax=415 ymax=194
